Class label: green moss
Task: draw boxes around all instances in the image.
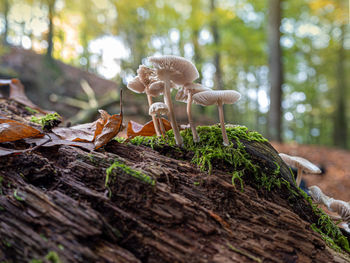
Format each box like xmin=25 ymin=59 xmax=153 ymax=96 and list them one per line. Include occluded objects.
xmin=129 ymin=125 xmax=350 ymax=254
xmin=45 ymin=251 xmax=62 ymax=263
xmin=25 ymin=106 xmax=39 ymax=115
xmin=105 ymin=160 xmax=156 ymax=196
xmin=30 ymin=112 xmax=61 ymax=131
xmin=299 ymin=189 xmax=350 ymax=253
xmin=227 ymin=242 xmax=262 ymax=263
xmin=130 ymin=125 xmax=271 ymax=191
xmin=13 ymin=189 xmax=24 ymax=201
xmin=131 ymin=124 xmax=265 ymax=174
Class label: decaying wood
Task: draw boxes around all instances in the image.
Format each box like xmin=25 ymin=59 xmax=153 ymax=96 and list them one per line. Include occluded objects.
xmin=1 ymin=100 xmax=350 ymax=263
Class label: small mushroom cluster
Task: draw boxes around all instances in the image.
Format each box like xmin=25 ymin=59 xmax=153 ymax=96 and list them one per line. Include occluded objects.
xmin=127 ymin=55 xmax=241 ymax=146
xmin=309 ymin=185 xmax=350 ymax=233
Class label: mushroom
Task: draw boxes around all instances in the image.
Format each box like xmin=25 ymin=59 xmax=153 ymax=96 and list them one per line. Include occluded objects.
xmin=127 ymin=75 xmax=161 ymax=136
xmin=192 ymin=90 xmax=241 ymax=146
xmin=149 ymin=102 xmax=169 ymax=136
xmin=175 ymin=83 xmax=211 ymax=142
xmin=279 ymin=153 xmax=321 ymax=187
xmin=309 ymin=185 xmax=333 ymax=206
xmin=148 ymin=55 xmax=199 ymax=146
xmin=309 ymin=185 xmax=350 ymax=231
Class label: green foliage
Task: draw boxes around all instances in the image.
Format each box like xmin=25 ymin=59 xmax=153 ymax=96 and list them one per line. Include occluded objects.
xmin=130 ymin=125 xmax=350 ymax=253
xmin=13 ymin=189 xmax=24 ymax=201
xmin=30 ymin=251 xmax=62 ymax=263
xmin=131 ymin=125 xmax=268 ymax=190
xmin=105 ymin=159 xmax=156 ymax=193
xmin=299 ymin=189 xmax=350 ymax=253
xmin=25 ymin=106 xmax=39 ymax=115
xmin=30 ymin=113 xmax=61 ymax=130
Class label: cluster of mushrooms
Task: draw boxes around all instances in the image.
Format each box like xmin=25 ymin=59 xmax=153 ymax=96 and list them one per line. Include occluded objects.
xmin=127 ymin=55 xmax=349 ymax=232
xmin=279 ymin=153 xmax=350 ymax=233
xmin=127 ymin=55 xmax=241 ymax=146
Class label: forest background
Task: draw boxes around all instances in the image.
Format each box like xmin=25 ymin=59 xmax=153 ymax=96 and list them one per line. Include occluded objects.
xmin=0 ymin=0 xmax=349 ymax=149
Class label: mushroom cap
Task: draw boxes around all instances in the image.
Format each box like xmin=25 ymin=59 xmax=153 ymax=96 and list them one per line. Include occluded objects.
xmin=308 ymin=185 xmax=324 ymax=203
xmin=148 ymin=81 xmax=176 ymax=97
xmin=175 ymin=83 xmax=211 ymax=103
xmin=149 ymin=102 xmax=169 ymax=116
xmin=127 ymin=76 xmax=145 ymax=93
xmin=137 ymin=65 xmax=158 ymax=87
xmin=279 ymin=153 xmax=321 ymax=174
xmin=192 ymin=90 xmax=241 ymax=106
xmin=148 ymin=55 xmax=199 ymax=85
xmin=148 ymin=81 xmax=165 ymax=97
xmin=329 ymin=200 xmax=350 ymax=216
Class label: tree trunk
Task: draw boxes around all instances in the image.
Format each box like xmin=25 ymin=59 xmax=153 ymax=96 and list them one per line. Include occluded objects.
xmin=333 ymin=24 xmax=348 ymax=149
xmin=2 ymin=0 xmax=9 ymax=45
xmin=267 ymin=0 xmax=283 ymax=142
xmin=46 ymin=0 xmax=56 ymax=59
xmin=210 ymin=0 xmax=223 ymax=91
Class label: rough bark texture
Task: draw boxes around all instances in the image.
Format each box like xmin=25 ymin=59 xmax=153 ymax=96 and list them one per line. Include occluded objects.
xmin=267 ymin=0 xmax=283 ymax=142
xmin=333 ymin=24 xmax=348 ymax=149
xmin=1 ymin=100 xmax=350 ymax=263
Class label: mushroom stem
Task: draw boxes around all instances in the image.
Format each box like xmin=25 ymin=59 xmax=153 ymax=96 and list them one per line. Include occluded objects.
xmin=187 ymin=92 xmax=199 ymax=142
xmin=218 ymin=100 xmax=229 ymax=146
xmin=296 ymin=167 xmax=303 ymax=186
xmin=163 ymin=78 xmax=183 ymax=146
xmin=146 ymin=94 xmax=161 ymax=136
xmin=158 ymin=116 xmax=166 ymax=137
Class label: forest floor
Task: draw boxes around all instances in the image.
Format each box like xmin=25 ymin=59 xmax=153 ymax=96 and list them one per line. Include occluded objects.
xmin=272 ymin=142 xmax=350 ymax=202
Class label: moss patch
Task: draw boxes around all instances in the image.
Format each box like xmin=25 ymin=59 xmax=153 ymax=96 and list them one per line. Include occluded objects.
xmin=128 ymin=125 xmax=350 ymax=254
xmin=30 ymin=112 xmax=61 ymax=131
xmin=105 ymin=160 xmax=156 ymax=197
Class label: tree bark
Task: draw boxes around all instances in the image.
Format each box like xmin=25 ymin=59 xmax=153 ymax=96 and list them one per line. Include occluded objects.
xmin=1 ymin=99 xmax=350 ymax=263
xmin=333 ymin=24 xmax=348 ymax=148
xmin=46 ymin=0 xmax=56 ymax=59
xmin=267 ymin=0 xmax=283 ymax=142
xmin=2 ymin=0 xmax=9 ymax=45
xmin=210 ymin=0 xmax=223 ymax=91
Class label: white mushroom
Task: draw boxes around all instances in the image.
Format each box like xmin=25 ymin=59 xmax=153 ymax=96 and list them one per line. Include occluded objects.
xmin=309 ymin=185 xmax=350 ymax=232
xmin=175 ymin=83 xmax=211 ymax=142
xmin=192 ymin=90 xmax=241 ymax=146
xmin=148 ymin=55 xmax=199 ymax=146
xmin=127 ymin=73 xmax=161 ymax=136
xmin=279 ymin=153 xmax=321 ymax=187
xmin=149 ymin=102 xmax=169 ymax=136
xmin=308 ymin=185 xmax=333 ymax=207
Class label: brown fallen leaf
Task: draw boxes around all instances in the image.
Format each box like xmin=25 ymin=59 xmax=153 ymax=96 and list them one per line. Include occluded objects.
xmin=0 ymin=118 xmax=44 ymax=143
xmin=52 ymin=121 xmax=97 ymax=142
xmin=52 ymin=90 xmax=123 ymax=149
xmin=52 ymin=109 xmax=116 ymax=143
xmin=94 ymin=112 xmax=123 ymax=149
xmin=0 ymin=79 xmax=48 ymax=114
xmin=25 ymin=134 xmax=95 ymax=151
xmin=0 ymin=146 xmax=26 ymax=157
xmin=127 ymin=118 xmax=172 ymax=138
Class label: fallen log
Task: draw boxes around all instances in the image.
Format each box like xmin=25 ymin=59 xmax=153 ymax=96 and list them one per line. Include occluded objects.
xmin=1 ymin=99 xmax=350 ymax=263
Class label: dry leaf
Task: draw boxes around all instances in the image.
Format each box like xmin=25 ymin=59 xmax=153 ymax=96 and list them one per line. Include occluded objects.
xmin=127 ymin=118 xmax=171 ymax=138
xmin=0 ymin=118 xmax=44 ymax=143
xmin=52 ymin=109 xmax=113 ymax=143
xmin=52 ymin=122 xmax=97 ymax=142
xmin=0 ymin=146 xmax=26 ymax=157
xmin=25 ymin=134 xmax=95 ymax=151
xmin=94 ymin=113 xmax=123 ymax=149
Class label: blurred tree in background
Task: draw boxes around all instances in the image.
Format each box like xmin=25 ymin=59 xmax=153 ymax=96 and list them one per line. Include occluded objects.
xmin=0 ymin=0 xmax=349 ymax=148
